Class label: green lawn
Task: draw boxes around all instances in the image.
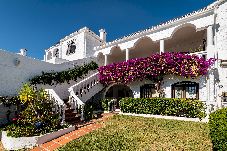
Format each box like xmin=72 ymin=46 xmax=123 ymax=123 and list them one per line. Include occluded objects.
xmin=58 ymin=115 xmax=212 ymax=151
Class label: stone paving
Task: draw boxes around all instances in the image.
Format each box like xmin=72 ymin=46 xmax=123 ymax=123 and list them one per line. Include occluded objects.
xmin=31 ymin=113 xmax=113 ymax=151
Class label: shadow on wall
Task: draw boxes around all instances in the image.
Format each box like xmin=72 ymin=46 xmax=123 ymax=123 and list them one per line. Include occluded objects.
xmin=0 ymin=104 xmax=16 ymax=125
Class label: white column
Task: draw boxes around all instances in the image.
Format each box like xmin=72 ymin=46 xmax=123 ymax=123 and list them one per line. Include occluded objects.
xmin=80 ymin=104 xmax=85 ymax=121
xmin=207 ymin=25 xmax=215 ymax=59
xmin=61 ymin=105 xmax=66 ymax=124
xmin=126 ymin=49 xmax=129 ymax=61
xmin=207 ymin=25 xmax=213 ymax=46
xmin=104 ymin=54 xmax=108 ymax=66
xmin=160 ymin=40 xmax=164 ymax=54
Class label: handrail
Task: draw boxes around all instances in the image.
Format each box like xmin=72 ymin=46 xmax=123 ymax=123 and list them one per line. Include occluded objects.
xmin=45 ymin=88 xmax=65 ymax=123
xmin=68 ymin=72 xmax=99 ymax=90
xmin=69 ymin=89 xmax=85 ymax=121
xmin=45 ymin=89 xmax=64 ymax=105
xmin=69 ymin=88 xmax=84 ymax=106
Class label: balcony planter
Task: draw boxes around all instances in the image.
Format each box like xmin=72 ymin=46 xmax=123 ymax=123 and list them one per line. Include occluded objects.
xmin=1 ymin=125 xmax=75 ymax=150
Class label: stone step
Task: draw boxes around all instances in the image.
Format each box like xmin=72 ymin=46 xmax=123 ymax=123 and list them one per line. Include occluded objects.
xmin=63 ymin=99 xmax=69 ymax=104
xmin=65 ymin=109 xmax=75 ymax=113
xmin=65 ymin=112 xmax=78 ymax=117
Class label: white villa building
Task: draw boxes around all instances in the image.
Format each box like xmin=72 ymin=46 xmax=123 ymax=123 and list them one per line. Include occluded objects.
xmin=1 ymin=0 xmax=227 ymax=123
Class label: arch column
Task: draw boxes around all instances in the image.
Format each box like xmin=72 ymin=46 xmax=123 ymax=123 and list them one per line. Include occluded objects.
xmin=104 ymin=54 xmax=108 ymax=66
xmin=160 ymin=39 xmax=164 ymax=54
xmin=207 ymin=25 xmax=215 ymax=59
xmin=207 ymin=25 xmax=214 ymax=46
xmin=126 ymin=48 xmax=129 ymax=61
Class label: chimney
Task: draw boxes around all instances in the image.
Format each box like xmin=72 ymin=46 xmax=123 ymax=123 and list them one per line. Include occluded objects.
xmin=99 ymin=29 xmax=107 ymax=42
xmin=20 ymin=48 xmax=27 ymax=56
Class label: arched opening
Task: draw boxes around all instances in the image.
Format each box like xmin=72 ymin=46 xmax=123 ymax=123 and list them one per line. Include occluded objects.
xmin=130 ymin=37 xmax=159 ymax=59
xmin=105 ymin=84 xmax=133 ymax=99
xmin=53 ymin=48 xmax=59 ymax=58
xmin=47 ymin=51 xmax=52 ymax=60
xmin=105 ymin=84 xmax=133 ymax=109
xmin=165 ymin=25 xmax=206 ymax=53
xmin=107 ymin=46 xmax=125 ymax=64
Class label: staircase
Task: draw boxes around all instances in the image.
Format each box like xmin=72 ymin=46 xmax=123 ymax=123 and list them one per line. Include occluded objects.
xmin=45 ymin=72 xmax=104 ymax=125
xmin=68 ymin=72 xmax=104 ymax=103
xmin=64 ymin=99 xmax=81 ymax=125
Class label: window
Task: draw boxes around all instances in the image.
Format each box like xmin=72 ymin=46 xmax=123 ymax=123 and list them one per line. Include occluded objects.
xmin=66 ymin=41 xmax=76 ymax=55
xmin=172 ymin=81 xmax=199 ymax=99
xmin=54 ymin=48 xmax=59 ymax=58
xmin=222 ymin=92 xmax=227 ymax=102
xmin=47 ymin=51 xmax=52 ymax=60
xmin=140 ymin=84 xmax=156 ymax=98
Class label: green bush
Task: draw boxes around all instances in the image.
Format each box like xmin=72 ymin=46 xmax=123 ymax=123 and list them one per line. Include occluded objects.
xmin=84 ymin=102 xmax=94 ymax=121
xmin=101 ymin=99 xmax=112 ymax=111
xmin=119 ymin=98 xmax=206 ymax=119
xmin=30 ymin=61 xmax=98 ymax=85
xmin=3 ymin=84 xmax=68 ymax=137
xmin=209 ymin=107 xmax=227 ymax=151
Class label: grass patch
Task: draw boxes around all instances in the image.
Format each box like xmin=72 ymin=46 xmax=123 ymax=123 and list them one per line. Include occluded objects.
xmin=58 ymin=115 xmax=212 ymax=151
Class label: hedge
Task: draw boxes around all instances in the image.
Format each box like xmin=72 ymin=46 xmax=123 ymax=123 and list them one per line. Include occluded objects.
xmin=119 ymin=98 xmax=206 ymax=119
xmin=30 ymin=61 xmax=98 ymax=85
xmin=209 ymin=107 xmax=227 ymax=151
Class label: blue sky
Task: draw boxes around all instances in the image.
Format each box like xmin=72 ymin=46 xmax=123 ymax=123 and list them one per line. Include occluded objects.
xmin=0 ymin=0 xmax=214 ymax=59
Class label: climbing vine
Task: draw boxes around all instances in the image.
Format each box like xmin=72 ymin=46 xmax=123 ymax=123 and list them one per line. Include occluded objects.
xmin=98 ymin=52 xmax=215 ymax=85
xmin=30 ymin=61 xmax=98 ymax=85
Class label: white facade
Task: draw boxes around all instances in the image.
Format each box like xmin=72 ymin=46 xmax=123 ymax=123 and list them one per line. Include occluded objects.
xmin=44 ymin=27 xmax=103 ymax=64
xmin=1 ymin=0 xmax=227 ymax=116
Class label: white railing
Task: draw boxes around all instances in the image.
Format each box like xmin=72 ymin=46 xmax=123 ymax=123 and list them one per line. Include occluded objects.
xmin=69 ymin=91 xmax=85 ymax=120
xmin=68 ymin=72 xmax=104 ymax=121
xmin=68 ymin=72 xmax=103 ymax=103
xmin=221 ymin=102 xmax=227 ymax=108
xmin=45 ymin=89 xmax=66 ymax=123
xmin=190 ymin=50 xmax=207 ymax=58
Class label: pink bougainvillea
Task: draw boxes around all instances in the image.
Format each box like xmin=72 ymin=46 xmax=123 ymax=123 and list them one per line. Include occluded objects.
xmin=98 ymin=52 xmax=215 ymax=85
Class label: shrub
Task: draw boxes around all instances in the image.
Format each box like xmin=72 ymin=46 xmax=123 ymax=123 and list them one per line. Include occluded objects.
xmin=101 ymin=99 xmax=112 ymax=111
xmin=209 ymin=107 xmax=227 ymax=151
xmin=3 ymin=84 xmax=68 ymax=137
xmin=119 ymin=98 xmax=206 ymax=119
xmin=30 ymin=61 xmax=98 ymax=85
xmin=83 ymin=102 xmax=94 ymax=121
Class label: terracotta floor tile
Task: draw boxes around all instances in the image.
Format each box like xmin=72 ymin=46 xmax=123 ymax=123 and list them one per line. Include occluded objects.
xmin=40 ymin=141 xmax=57 ymax=149
xmin=31 ymin=146 xmax=46 ymax=151
xmin=53 ymin=138 xmax=71 ymax=145
xmin=53 ymin=136 xmax=67 ymax=142
xmin=45 ymin=142 xmax=61 ymax=151
xmin=68 ymin=134 xmax=81 ymax=140
xmin=63 ymin=133 xmax=74 ymax=138
xmin=32 ymin=113 xmax=114 ymax=150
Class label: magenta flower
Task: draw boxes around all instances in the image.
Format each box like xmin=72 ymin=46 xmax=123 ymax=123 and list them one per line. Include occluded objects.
xmin=98 ymin=52 xmax=215 ymax=85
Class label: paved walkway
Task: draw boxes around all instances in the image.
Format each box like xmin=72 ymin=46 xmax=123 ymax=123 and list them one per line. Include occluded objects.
xmin=31 ymin=113 xmax=113 ymax=151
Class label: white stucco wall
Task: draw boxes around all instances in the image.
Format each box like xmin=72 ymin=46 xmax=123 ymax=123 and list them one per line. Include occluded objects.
xmin=128 ymin=76 xmax=207 ymax=102
xmin=0 ymin=50 xmax=81 ymax=96
xmin=215 ymin=1 xmax=227 ymax=106
xmin=45 ymin=27 xmax=102 ymax=64
xmin=85 ymin=33 xmax=102 ymax=57
xmin=129 ymin=80 xmax=158 ymax=98
xmin=162 ymin=75 xmax=207 ymax=102
xmin=216 ymin=1 xmax=227 ymax=60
